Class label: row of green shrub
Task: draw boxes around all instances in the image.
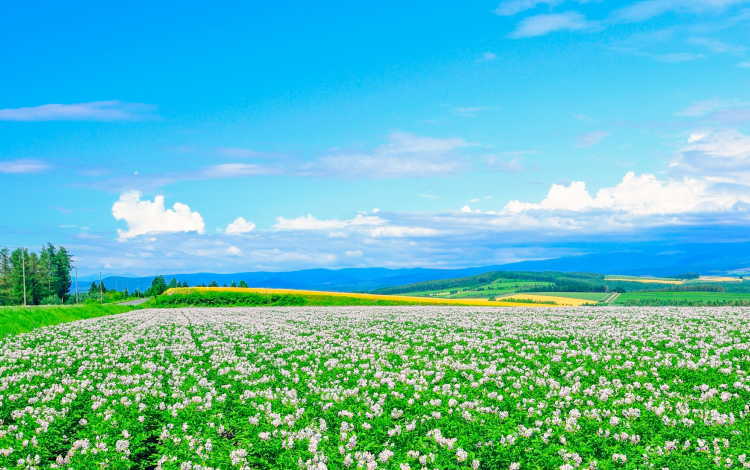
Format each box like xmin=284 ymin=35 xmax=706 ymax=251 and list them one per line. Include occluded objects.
xmin=150 ymin=291 xmax=307 ymax=307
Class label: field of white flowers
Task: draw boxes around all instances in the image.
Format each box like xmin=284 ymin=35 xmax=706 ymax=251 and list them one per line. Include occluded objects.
xmin=1 ymin=306 xmax=749 ymax=470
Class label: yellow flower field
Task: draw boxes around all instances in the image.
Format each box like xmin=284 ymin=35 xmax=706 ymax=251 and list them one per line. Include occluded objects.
xmin=497 ymin=293 xmax=596 ymax=306
xmin=165 ymin=287 xmax=563 ymax=307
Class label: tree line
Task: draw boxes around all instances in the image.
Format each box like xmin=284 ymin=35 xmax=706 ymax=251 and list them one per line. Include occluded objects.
xmin=0 ymin=244 xmax=72 ymax=306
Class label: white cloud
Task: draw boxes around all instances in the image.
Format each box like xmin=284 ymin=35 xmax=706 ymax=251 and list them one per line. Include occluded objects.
xmin=477 ymin=52 xmax=497 ymax=62
xmin=485 ymin=155 xmax=525 ymax=172
xmin=611 ymin=0 xmax=750 ymax=23
xmin=312 ymin=132 xmax=469 ymax=178
xmin=687 ymin=37 xmax=744 ymax=54
xmin=675 ymin=99 xmax=750 ymax=123
xmin=216 ymin=147 xmax=261 ymax=158
xmin=739 ymin=61 xmax=750 ymax=68
xmin=652 ymin=52 xmax=705 ymax=63
xmin=671 ymin=129 xmax=750 ymax=184
xmin=0 ymin=101 xmax=155 ymax=121
xmin=367 ymin=226 xmax=440 ymax=238
xmin=509 ymin=12 xmax=593 ymax=38
xmin=677 ymin=99 xmax=734 ymax=117
xmin=112 ymin=191 xmax=205 ymax=241
xmin=274 ymin=213 xmax=386 ymax=231
xmin=345 ymin=250 xmax=363 ymax=257
xmin=576 ymin=130 xmax=610 ymax=147
xmin=494 ymin=0 xmax=562 ymax=15
xmin=226 ymin=246 xmax=242 ymax=256
xmin=504 ymin=171 xmax=749 ymax=216
xmin=274 ymin=212 xmax=439 ymax=238
xmin=0 ymin=159 xmax=50 ymax=174
xmin=202 ymin=163 xmax=275 ymax=178
xmin=225 ymin=217 xmax=256 ymax=235
xmin=454 ymin=106 xmax=491 ymax=117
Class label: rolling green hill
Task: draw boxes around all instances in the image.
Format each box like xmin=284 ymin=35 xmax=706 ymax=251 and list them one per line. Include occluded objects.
xmin=372 ymin=270 xmax=750 ymax=305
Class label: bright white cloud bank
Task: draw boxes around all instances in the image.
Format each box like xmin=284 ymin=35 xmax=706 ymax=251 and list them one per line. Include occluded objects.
xmin=112 ymin=191 xmax=205 ymax=240
xmin=274 ymin=213 xmax=439 ymax=238
xmin=225 ymin=217 xmax=256 ymax=235
xmin=504 ymin=131 xmax=750 ymax=218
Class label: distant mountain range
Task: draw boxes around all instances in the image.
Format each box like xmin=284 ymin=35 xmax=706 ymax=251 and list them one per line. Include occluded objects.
xmin=82 ymin=241 xmax=750 ymax=293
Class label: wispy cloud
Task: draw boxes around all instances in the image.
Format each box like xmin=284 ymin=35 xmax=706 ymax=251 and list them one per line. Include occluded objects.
xmin=509 ymin=12 xmax=594 ymax=38
xmin=0 ymin=159 xmax=50 ymax=174
xmin=611 ymin=0 xmax=750 ymax=24
xmin=454 ymin=106 xmax=491 ymax=117
xmin=306 ymin=132 xmax=470 ymax=178
xmin=576 ymin=130 xmax=611 ymax=147
xmin=0 ymin=101 xmax=156 ymax=122
xmin=476 ymin=52 xmax=497 ymax=62
xmin=216 ymin=147 xmax=263 ymax=158
xmin=201 ymin=163 xmax=277 ymax=178
xmin=494 ymin=0 xmax=562 ymax=16
xmin=687 ymin=36 xmax=744 ymax=54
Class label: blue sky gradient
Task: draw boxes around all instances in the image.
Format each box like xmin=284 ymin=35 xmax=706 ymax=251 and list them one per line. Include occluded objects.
xmin=3 ymin=1 xmax=750 ymax=275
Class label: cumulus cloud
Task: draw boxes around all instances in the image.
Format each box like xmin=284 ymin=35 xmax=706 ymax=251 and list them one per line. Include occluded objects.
xmin=0 ymin=101 xmax=156 ymax=121
xmin=226 ymin=246 xmax=242 ymax=256
xmin=225 ymin=217 xmax=256 ymax=235
xmin=509 ymin=12 xmax=594 ymax=38
xmin=0 ymin=159 xmax=50 ymax=174
xmin=504 ymin=171 xmax=750 ymax=216
xmin=112 ymin=191 xmax=205 ymax=241
xmin=309 ymin=132 xmax=469 ymax=178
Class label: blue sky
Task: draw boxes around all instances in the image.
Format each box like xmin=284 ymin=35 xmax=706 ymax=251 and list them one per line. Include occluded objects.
xmin=2 ymin=0 xmax=750 ymax=275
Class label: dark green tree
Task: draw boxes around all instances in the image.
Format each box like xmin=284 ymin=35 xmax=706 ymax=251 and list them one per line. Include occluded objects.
xmin=209 ymin=280 xmax=219 ymax=287
xmin=147 ymin=276 xmax=168 ymax=296
xmin=168 ymin=278 xmax=178 ymax=289
xmin=238 ymin=280 xmax=248 ymax=288
xmin=0 ymin=248 xmax=11 ymax=305
xmin=52 ymin=246 xmax=72 ymax=301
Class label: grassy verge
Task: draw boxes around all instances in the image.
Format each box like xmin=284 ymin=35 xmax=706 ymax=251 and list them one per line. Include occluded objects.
xmin=0 ymin=304 xmax=135 ymax=338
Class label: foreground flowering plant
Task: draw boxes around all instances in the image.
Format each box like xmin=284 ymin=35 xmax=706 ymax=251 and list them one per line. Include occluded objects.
xmin=1 ymin=306 xmax=749 ymax=469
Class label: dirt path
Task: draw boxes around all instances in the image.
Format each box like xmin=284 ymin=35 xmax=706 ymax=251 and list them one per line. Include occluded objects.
xmin=118 ymin=298 xmax=150 ymax=306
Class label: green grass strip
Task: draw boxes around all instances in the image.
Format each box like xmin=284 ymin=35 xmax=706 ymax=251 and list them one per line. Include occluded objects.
xmin=0 ymin=304 xmax=135 ymax=338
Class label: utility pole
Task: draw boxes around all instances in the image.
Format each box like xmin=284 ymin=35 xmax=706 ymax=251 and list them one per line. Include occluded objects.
xmin=21 ymin=249 xmax=27 ymax=306
xmin=99 ymin=272 xmax=103 ymax=303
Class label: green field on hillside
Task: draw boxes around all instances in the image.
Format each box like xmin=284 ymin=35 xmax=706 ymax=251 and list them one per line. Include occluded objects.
xmin=614 ymin=291 xmax=750 ymax=306
xmin=0 ymin=304 xmax=135 ymax=338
